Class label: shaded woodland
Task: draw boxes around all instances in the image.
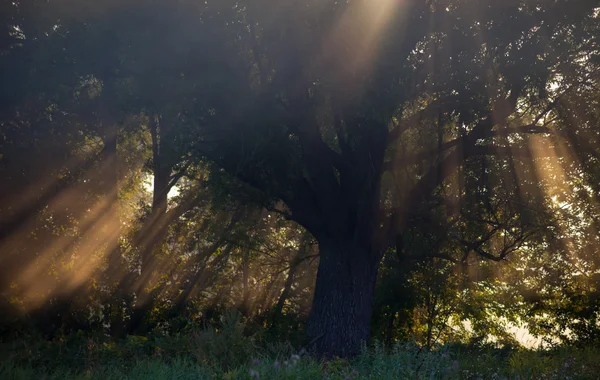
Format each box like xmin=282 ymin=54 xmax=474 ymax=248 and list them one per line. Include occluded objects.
xmin=1 ymin=0 xmax=600 ymax=361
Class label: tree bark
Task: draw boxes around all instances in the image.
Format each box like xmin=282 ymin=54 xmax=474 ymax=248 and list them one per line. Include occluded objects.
xmin=307 ymin=238 xmax=381 ymax=358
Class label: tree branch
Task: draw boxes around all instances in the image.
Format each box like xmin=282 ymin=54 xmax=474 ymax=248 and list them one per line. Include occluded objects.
xmin=386 ymin=100 xmax=440 ymax=145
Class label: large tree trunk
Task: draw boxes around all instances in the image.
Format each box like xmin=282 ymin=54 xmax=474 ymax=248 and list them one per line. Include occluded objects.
xmin=307 ymin=238 xmax=381 ymax=358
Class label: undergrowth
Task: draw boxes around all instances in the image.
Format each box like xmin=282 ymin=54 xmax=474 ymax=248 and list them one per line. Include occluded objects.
xmin=1 ymin=313 xmax=599 ymax=379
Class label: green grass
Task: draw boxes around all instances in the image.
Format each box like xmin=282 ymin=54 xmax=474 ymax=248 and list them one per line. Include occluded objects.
xmin=1 ymin=334 xmax=600 ymax=380
xmin=1 ymin=315 xmax=598 ymax=380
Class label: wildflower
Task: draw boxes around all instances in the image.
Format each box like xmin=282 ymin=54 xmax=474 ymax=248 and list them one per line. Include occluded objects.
xmin=252 ymin=359 xmax=260 ymax=366
xmin=291 ymin=354 xmax=300 ymax=361
xmin=249 ymin=368 xmax=260 ymax=378
xmin=274 ymin=361 xmax=280 ymax=370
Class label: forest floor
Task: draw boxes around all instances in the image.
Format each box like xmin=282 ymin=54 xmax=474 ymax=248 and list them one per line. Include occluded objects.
xmin=1 ymin=332 xmax=599 ymax=379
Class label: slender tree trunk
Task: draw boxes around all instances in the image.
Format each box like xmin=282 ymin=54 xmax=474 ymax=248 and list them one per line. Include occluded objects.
xmin=271 ymin=259 xmax=299 ymax=322
xmin=426 ymin=311 xmax=434 ymax=349
xmin=271 ymin=238 xmax=307 ymax=325
xmin=385 ymin=311 xmax=396 ymax=347
xmin=124 ymin=115 xmax=173 ymax=334
xmin=240 ymin=247 xmax=251 ymax=316
xmin=307 ymin=238 xmax=381 ymax=358
xmin=138 ymin=115 xmax=170 ymax=284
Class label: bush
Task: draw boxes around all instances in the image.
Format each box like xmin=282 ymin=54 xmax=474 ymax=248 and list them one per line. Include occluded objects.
xmin=190 ymin=310 xmax=258 ymax=370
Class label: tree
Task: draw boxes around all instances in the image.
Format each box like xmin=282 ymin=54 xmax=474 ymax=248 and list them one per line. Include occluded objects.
xmin=183 ymin=0 xmax=600 ymax=356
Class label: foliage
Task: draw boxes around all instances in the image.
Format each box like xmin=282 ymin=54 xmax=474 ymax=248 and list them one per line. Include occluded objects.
xmin=2 ymin=334 xmax=600 ymax=379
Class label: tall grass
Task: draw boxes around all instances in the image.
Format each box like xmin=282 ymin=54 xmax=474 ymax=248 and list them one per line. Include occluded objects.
xmin=1 ymin=313 xmax=599 ymax=379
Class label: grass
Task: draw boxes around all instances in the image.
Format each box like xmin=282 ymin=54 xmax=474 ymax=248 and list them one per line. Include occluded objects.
xmin=2 ymin=336 xmax=600 ymax=379
xmin=1 ymin=315 xmax=599 ymax=379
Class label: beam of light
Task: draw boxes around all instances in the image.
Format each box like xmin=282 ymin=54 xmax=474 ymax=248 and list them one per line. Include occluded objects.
xmin=10 ymin=179 xmax=123 ymax=309
xmin=0 ymin=144 xmax=106 ymax=244
xmin=320 ymin=0 xmax=408 ymax=94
